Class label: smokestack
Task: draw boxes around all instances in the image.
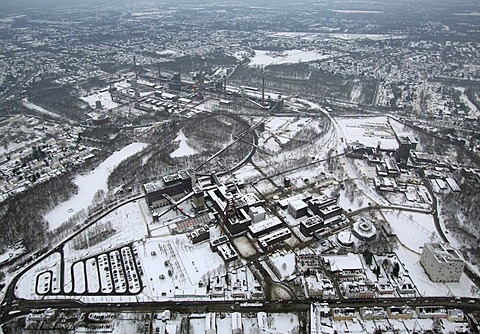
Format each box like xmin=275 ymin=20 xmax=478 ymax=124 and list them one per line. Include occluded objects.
xmin=262 ymin=76 xmax=265 ymax=104
xmin=133 ymin=55 xmax=138 ymax=80
xmin=178 ymin=68 xmax=182 ymax=91
xmin=223 ymin=75 xmax=227 ymax=96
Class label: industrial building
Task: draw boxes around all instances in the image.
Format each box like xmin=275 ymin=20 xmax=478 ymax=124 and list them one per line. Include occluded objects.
xmin=248 ymin=216 xmax=283 ymax=238
xmin=318 ymin=204 xmax=343 ymax=220
xmin=288 ymin=200 xmax=308 ymax=219
xmin=144 ymin=170 xmax=193 ymax=207
xmin=216 ymin=242 xmax=238 ymax=263
xmin=300 ymin=215 xmax=324 ymax=237
xmin=206 ymin=185 xmax=260 ymax=235
xmin=308 ymin=195 xmax=337 ymax=215
xmin=225 ymin=208 xmax=251 ymax=235
xmin=277 ymin=191 xmax=312 ymax=210
xmin=384 ymin=157 xmax=401 ymax=176
xmin=188 ymin=225 xmax=210 ymax=244
xmin=192 ymin=186 xmax=205 ymax=210
xmin=258 ymin=228 xmax=291 ymax=251
xmin=396 ymin=136 xmax=416 ymax=164
xmin=248 ymin=206 xmax=266 ymax=223
xmin=420 ymin=243 xmax=465 ymax=283
xmin=210 ymin=235 xmax=229 ymax=252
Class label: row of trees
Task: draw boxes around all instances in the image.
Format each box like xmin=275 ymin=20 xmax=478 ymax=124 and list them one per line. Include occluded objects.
xmin=441 ymin=169 xmax=480 ymax=265
xmin=363 ymin=250 xmax=401 ymax=278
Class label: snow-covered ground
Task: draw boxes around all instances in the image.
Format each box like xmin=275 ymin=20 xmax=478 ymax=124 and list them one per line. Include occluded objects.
xmin=249 ymin=49 xmax=333 ymax=67
xmin=21 ymin=98 xmax=64 ymax=119
xmin=382 ymin=210 xmax=437 ymax=253
xmin=330 ymin=33 xmax=405 ymax=40
xmin=44 ymin=142 xmax=148 ymax=230
xmin=170 ymin=130 xmax=198 ymax=158
xmin=268 ymin=251 xmax=297 ymax=281
xmin=337 ymin=116 xmax=398 ymax=150
xmin=80 ymin=90 xmax=119 ymax=110
xmin=455 ymin=86 xmax=479 ymax=117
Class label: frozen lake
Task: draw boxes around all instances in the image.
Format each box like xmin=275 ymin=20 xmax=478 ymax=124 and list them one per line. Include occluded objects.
xmin=45 ymin=142 xmax=148 ymax=230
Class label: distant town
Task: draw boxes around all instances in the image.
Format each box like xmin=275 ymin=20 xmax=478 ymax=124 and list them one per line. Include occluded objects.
xmin=0 ymin=0 xmax=479 ymax=333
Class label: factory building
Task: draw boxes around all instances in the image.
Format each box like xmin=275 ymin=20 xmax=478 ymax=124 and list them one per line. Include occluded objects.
xmin=288 ymin=200 xmax=308 ymax=219
xmin=395 ymin=136 xmax=416 ymax=164
xmin=144 ymin=170 xmax=192 ymax=207
xmin=248 ymin=206 xmax=266 ymax=223
xmin=225 ymin=208 xmax=251 ymax=235
xmin=188 ymin=225 xmax=210 ymax=244
xmin=318 ymin=204 xmax=343 ymax=220
xmin=258 ymin=227 xmax=291 ymax=251
xmin=248 ymin=216 xmax=283 ymax=238
xmin=384 ymin=157 xmax=401 ymax=176
xmin=192 ymin=186 xmax=205 ymax=210
xmin=210 ymin=235 xmax=229 ymax=252
xmin=300 ymin=215 xmax=324 ymax=237
xmin=216 ymin=242 xmax=238 ymax=263
xmin=308 ymin=196 xmax=337 ymax=215
xmin=277 ymin=191 xmax=312 ymax=210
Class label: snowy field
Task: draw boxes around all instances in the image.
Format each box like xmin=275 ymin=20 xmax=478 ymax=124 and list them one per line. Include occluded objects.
xmin=170 ymin=130 xmax=198 ymax=158
xmin=258 ymin=116 xmax=317 ymax=153
xmin=45 ymin=142 xmax=148 ymax=230
xmin=63 ymin=200 xmax=150 ymax=260
xmin=330 ymin=33 xmax=405 ymax=40
xmin=21 ymin=98 xmax=64 ymax=119
xmin=249 ymin=49 xmax=332 ymax=67
xmin=268 ymin=251 xmax=297 ymax=281
xmin=382 ymin=210 xmax=437 ymax=253
xmin=336 ymin=116 xmax=398 ymax=150
xmin=80 ymin=90 xmax=119 ymax=110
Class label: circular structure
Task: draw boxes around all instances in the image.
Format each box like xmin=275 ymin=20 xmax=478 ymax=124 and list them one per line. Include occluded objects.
xmin=352 ymin=218 xmax=377 ymax=241
xmin=337 ymin=230 xmax=355 ymax=247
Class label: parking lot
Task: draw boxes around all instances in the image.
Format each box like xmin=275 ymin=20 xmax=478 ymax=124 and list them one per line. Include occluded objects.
xmin=36 ymin=244 xmax=145 ymax=295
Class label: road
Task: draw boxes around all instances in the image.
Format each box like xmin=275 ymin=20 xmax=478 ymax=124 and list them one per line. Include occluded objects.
xmin=2 ymin=296 xmax=479 ymax=324
xmin=0 ymin=193 xmax=145 ymax=319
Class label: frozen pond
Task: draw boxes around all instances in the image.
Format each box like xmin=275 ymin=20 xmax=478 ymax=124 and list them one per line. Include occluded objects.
xmin=45 ymin=142 xmax=148 ymax=230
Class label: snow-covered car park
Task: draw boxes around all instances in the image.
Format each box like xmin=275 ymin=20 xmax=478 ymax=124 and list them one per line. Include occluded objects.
xmin=30 ymin=244 xmax=144 ymax=297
